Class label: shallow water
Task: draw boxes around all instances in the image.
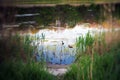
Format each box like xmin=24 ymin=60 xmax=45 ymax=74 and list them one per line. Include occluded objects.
xmin=29 ymin=24 xmax=120 ymax=65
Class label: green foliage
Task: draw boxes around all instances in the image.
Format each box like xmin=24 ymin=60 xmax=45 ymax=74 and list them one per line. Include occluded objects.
xmin=76 ymin=35 xmax=85 ymax=53
xmin=55 ymin=5 xmax=80 ymax=27
xmin=64 ymin=45 xmax=120 ymax=80
xmin=0 ymin=62 xmax=56 ymax=80
xmin=76 ymin=32 xmax=94 ymax=53
xmin=0 ymin=34 xmax=35 ymax=62
xmin=17 ymin=4 xmax=101 ymax=27
xmin=85 ymin=32 xmax=94 ymax=47
xmin=16 ymin=4 xmax=120 ymax=27
xmin=0 ymin=26 xmax=120 ymax=80
xmin=35 ymin=7 xmax=56 ymax=26
xmin=64 ymin=32 xmax=120 ymax=80
xmin=64 ymin=54 xmax=91 ymax=80
xmin=0 ymin=34 xmax=55 ymax=80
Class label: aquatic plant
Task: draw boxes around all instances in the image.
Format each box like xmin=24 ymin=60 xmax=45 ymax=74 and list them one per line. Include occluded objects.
xmin=76 ymin=32 xmax=94 ymax=54
xmin=0 ymin=25 xmax=120 ymax=80
xmin=64 ymin=41 xmax=120 ymax=80
xmin=63 ymin=30 xmax=120 ymax=80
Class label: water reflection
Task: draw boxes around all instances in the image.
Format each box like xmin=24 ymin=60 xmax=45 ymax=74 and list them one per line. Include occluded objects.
xmin=35 ymin=42 xmax=76 ymax=65
xmin=30 ymin=24 xmax=120 ymax=65
xmin=31 ymin=25 xmax=87 ymax=64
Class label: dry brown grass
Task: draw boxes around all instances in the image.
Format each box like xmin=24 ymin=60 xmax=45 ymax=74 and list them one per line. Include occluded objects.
xmin=93 ymin=30 xmax=120 ymax=55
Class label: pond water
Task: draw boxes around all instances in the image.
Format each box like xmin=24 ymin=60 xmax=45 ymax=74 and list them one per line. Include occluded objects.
xmin=29 ymin=24 xmax=120 ymax=65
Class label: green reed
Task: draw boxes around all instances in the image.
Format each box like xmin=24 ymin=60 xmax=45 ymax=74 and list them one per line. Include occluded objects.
xmin=63 ymin=31 xmax=120 ymax=80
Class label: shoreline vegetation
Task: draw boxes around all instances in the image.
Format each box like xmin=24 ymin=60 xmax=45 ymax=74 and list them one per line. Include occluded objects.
xmin=0 ymin=1 xmax=120 ymax=80
xmin=0 ymin=28 xmax=120 ymax=79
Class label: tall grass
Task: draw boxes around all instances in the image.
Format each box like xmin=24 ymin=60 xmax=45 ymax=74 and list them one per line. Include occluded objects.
xmin=0 ymin=34 xmax=35 ymax=63
xmin=76 ymin=32 xmax=94 ymax=52
xmin=0 ymin=61 xmax=56 ymax=80
xmin=75 ymin=32 xmax=94 ymax=62
xmin=64 ymin=47 xmax=120 ymax=80
xmin=64 ymin=31 xmax=120 ymax=80
xmin=0 ymin=30 xmax=120 ymax=80
xmin=0 ymin=33 xmax=56 ymax=80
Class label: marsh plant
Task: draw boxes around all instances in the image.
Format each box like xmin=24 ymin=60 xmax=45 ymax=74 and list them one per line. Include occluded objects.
xmin=0 ymin=34 xmax=33 ymax=62
xmin=0 ymin=30 xmax=120 ymax=80
xmin=76 ymin=32 xmax=94 ymax=55
xmin=64 ymin=42 xmax=120 ymax=80
xmin=64 ymin=31 xmax=120 ymax=80
xmin=0 ymin=33 xmax=56 ymax=80
xmin=0 ymin=32 xmax=47 ymax=63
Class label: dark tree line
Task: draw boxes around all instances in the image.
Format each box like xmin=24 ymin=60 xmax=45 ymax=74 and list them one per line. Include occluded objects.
xmin=0 ymin=3 xmax=120 ymax=28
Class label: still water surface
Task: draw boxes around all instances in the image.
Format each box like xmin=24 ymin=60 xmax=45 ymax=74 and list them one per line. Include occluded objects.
xmin=29 ymin=24 xmax=120 ymax=65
